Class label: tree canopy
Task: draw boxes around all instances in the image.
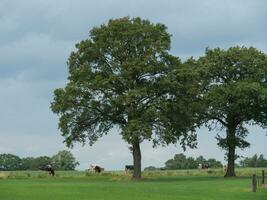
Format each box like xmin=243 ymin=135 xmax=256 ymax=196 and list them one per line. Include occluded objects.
xmin=197 ymin=46 xmax=267 ymax=177
xmin=239 ymin=154 xmax=267 ymax=168
xmin=51 ymin=17 xmax=199 ymax=179
xmin=164 ymin=153 xmax=222 ymax=170
xmin=0 ymin=154 xmax=22 ymax=171
xmin=0 ymin=151 xmax=79 ymax=171
xmin=52 ymin=150 xmax=79 ymax=170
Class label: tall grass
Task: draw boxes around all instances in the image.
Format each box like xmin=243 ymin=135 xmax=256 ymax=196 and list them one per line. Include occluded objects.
xmin=0 ymin=168 xmax=266 ymax=180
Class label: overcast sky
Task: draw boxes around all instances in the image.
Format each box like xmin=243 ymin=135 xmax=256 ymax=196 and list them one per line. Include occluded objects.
xmin=0 ymin=0 xmax=266 ymax=170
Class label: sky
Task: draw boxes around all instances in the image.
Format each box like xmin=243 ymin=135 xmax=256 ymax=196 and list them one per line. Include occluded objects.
xmin=0 ymin=0 xmax=267 ymax=170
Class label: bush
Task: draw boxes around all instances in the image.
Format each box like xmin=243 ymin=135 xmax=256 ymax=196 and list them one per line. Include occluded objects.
xmin=144 ymin=166 xmax=158 ymax=171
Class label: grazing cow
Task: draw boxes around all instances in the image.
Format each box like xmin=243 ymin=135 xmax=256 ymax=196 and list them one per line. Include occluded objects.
xmin=198 ymin=163 xmax=210 ymax=170
xmin=198 ymin=163 xmax=202 ymax=170
xmin=203 ymin=164 xmax=210 ymax=169
xmin=38 ymin=164 xmax=55 ymax=176
xmin=223 ymin=165 xmax=228 ymax=172
xmin=125 ymin=165 xmax=134 ymax=171
xmin=89 ymin=165 xmax=104 ymax=173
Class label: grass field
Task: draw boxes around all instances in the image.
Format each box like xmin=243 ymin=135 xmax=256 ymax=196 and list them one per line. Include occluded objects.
xmin=0 ymin=168 xmax=266 ymax=200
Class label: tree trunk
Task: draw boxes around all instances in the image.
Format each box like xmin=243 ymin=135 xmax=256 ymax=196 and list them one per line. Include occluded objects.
xmin=224 ymin=126 xmax=236 ymax=177
xmin=132 ymin=139 xmax=142 ymax=180
xmin=225 ymin=144 xmax=236 ymax=177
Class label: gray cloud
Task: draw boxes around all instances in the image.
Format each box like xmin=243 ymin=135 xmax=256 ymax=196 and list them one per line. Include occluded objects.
xmin=1 ymin=0 xmax=267 ymax=76
xmin=0 ymin=0 xmax=266 ymax=169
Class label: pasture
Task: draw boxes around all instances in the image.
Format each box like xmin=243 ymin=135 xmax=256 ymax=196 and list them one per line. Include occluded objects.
xmin=0 ymin=168 xmax=266 ymax=200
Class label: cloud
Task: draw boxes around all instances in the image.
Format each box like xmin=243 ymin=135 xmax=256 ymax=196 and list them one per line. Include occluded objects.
xmin=1 ymin=0 xmax=267 ymax=76
xmin=0 ymin=33 xmax=72 ymax=80
xmin=0 ymin=74 xmax=64 ymax=136
xmin=0 ymin=0 xmax=266 ymax=170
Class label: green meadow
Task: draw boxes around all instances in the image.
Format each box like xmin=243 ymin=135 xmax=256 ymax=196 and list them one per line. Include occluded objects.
xmin=0 ymin=168 xmax=266 ymax=200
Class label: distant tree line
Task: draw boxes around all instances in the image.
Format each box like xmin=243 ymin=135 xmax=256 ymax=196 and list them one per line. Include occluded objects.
xmin=144 ymin=153 xmax=223 ymax=171
xmin=0 ymin=150 xmax=79 ymax=171
xmin=165 ymin=154 xmax=223 ymax=170
xmin=239 ymin=154 xmax=267 ymax=168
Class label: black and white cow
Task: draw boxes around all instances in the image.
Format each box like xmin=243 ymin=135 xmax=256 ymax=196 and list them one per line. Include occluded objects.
xmin=89 ymin=165 xmax=104 ymax=173
xmin=38 ymin=164 xmax=55 ymax=176
xmin=125 ymin=165 xmax=134 ymax=171
xmin=198 ymin=163 xmax=210 ymax=170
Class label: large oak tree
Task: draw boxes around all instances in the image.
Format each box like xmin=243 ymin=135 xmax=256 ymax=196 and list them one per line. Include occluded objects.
xmin=198 ymin=46 xmax=267 ymax=177
xmin=51 ymin=17 xmax=198 ymax=179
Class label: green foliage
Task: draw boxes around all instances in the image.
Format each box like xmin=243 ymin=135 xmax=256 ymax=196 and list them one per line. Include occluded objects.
xmin=239 ymin=154 xmax=267 ymax=167
xmin=206 ymin=158 xmax=223 ymax=168
xmin=51 ymin=150 xmax=79 ymax=170
xmin=51 ymin=17 xmax=197 ymax=148
xmin=197 ymin=46 xmax=267 ymax=176
xmin=144 ymin=166 xmax=158 ymax=171
xmin=199 ymin=46 xmax=267 ymax=148
xmin=0 ymin=154 xmax=51 ymax=171
xmin=195 ymin=156 xmax=206 ymax=165
xmin=20 ymin=157 xmax=35 ymax=170
xmin=0 ymin=154 xmax=22 ymax=171
xmin=164 ymin=153 xmax=222 ymax=169
xmin=52 ymin=17 xmax=169 ymax=146
xmin=51 ymin=17 xmax=200 ymax=179
xmin=0 ymin=151 xmax=79 ymax=170
xmin=256 ymin=154 xmax=267 ymax=167
xmin=30 ymin=156 xmax=52 ymax=170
